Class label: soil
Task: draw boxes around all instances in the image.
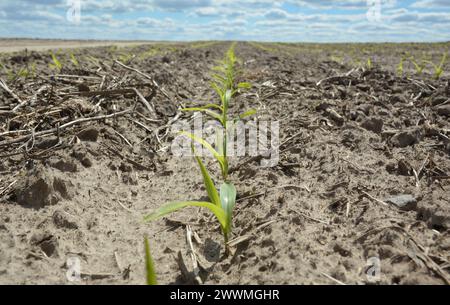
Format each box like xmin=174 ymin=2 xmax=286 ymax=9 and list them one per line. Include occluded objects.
xmin=0 ymin=38 xmax=157 ymax=53
xmin=0 ymin=41 xmax=449 ymax=285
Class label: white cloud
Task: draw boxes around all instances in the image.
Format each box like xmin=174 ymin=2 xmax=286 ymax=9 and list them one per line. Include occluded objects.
xmin=411 ymin=0 xmax=450 ymax=8
xmin=0 ymin=0 xmax=448 ymax=42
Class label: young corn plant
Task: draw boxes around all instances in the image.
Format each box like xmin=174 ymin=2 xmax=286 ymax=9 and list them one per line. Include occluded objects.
xmin=118 ymin=52 xmax=135 ymax=65
xmin=366 ymin=57 xmax=373 ymax=70
xmin=424 ymin=53 xmax=447 ymax=79
xmin=70 ymin=52 xmax=80 ymax=67
xmin=144 ymin=44 xmax=254 ymax=250
xmin=397 ymin=56 xmax=406 ymax=76
xmin=406 ymin=55 xmax=426 ymax=75
xmin=49 ymin=51 xmax=63 ymax=72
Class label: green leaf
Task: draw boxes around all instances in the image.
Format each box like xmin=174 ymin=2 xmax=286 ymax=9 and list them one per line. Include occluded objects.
xmin=50 ymin=52 xmax=62 ymax=71
xmin=144 ymin=201 xmax=227 ymax=230
xmin=179 ymin=131 xmax=228 ymax=178
xmin=144 ymin=236 xmax=158 ymax=285
xmin=238 ymin=82 xmax=252 ymax=89
xmin=182 ymin=104 xmax=223 ymax=112
xmin=212 ymin=73 xmax=227 ymax=83
xmin=212 ymin=64 xmax=226 ymax=73
xmin=194 ymin=155 xmax=220 ymax=206
xmin=211 ymin=82 xmax=224 ymax=98
xmin=222 ymin=89 xmax=232 ymax=111
xmin=239 ymin=109 xmax=257 ymax=119
xmin=181 ymin=108 xmax=224 ymax=124
xmin=220 ymin=183 xmax=237 ymax=236
xmin=70 ymin=53 xmax=79 ymax=67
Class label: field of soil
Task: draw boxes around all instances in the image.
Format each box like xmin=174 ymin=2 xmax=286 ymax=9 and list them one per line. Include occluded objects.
xmin=0 ymin=41 xmax=449 ymax=285
xmin=0 ymin=38 xmax=158 ymax=53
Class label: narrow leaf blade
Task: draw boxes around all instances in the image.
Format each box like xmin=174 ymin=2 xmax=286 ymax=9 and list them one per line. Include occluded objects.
xmin=194 ymin=155 xmax=221 ymax=206
xmin=179 ymin=131 xmax=226 ymax=170
xmin=182 ymin=104 xmax=223 ymax=111
xmin=144 ymin=236 xmax=158 ymax=285
xmin=144 ymin=201 xmax=227 ymax=229
xmin=239 ymin=109 xmax=257 ymax=119
xmin=238 ymin=82 xmax=252 ymax=89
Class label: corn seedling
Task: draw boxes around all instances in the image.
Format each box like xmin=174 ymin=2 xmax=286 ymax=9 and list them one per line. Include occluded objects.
xmin=139 ymin=47 xmax=161 ymax=59
xmin=397 ymin=56 xmax=406 ymax=76
xmin=409 ymin=56 xmax=426 ymax=75
xmin=70 ymin=53 xmax=79 ymax=67
xmin=3 ymin=63 xmax=36 ymax=82
xmin=424 ymin=53 xmax=447 ymax=79
xmin=16 ymin=67 xmax=30 ymax=79
xmin=144 ymin=44 xmax=254 ymax=249
xmin=118 ymin=52 xmax=135 ymax=64
xmin=330 ymin=54 xmax=344 ymax=65
xmin=366 ymin=57 xmax=373 ymax=70
xmin=144 ymin=236 xmax=158 ymax=285
xmin=49 ymin=51 xmax=63 ymax=72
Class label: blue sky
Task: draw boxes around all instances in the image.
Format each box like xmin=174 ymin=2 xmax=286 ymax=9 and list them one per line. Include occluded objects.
xmin=0 ymin=0 xmax=449 ymax=42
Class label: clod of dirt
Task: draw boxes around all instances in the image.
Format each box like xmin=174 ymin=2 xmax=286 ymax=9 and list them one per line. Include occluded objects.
xmin=389 ymin=93 xmax=407 ymax=104
xmin=71 ymin=146 xmax=93 ymax=168
xmin=161 ymin=55 xmax=171 ymax=64
xmin=119 ymin=162 xmax=133 ymax=172
xmin=48 ymin=157 xmax=78 ymax=173
xmin=397 ymin=159 xmax=413 ymax=176
xmin=385 ymin=194 xmax=417 ymax=210
xmin=0 ymin=220 xmax=6 ymax=231
xmin=35 ymin=137 xmax=59 ymax=150
xmin=52 ymin=210 xmax=79 ymax=230
xmin=14 ymin=167 xmax=73 ymax=209
xmin=30 ymin=232 xmax=59 ymax=257
xmin=436 ymin=104 xmax=450 ymax=117
xmin=77 ymin=83 xmax=90 ymax=92
xmin=80 ymin=157 xmax=93 ymax=168
xmin=361 ymin=117 xmax=383 ymax=134
xmin=76 ymin=128 xmax=99 ymax=142
xmin=417 ymin=196 xmax=450 ymax=230
xmin=390 ymin=129 xmax=421 ymax=148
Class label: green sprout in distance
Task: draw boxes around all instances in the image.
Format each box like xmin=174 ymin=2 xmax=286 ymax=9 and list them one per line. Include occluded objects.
xmin=49 ymin=51 xmax=63 ymax=72
xmin=424 ymin=53 xmax=447 ymax=79
xmin=70 ymin=52 xmax=80 ymax=67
